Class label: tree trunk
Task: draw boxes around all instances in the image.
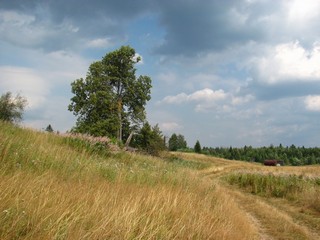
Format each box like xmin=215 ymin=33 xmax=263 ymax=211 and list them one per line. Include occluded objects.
xmin=125 ymin=131 xmax=134 ymax=147
xmin=117 ymin=98 xmax=122 ymax=142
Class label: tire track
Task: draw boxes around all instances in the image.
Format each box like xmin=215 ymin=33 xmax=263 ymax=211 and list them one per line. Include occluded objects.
xmin=220 ymin=185 xmax=318 ymax=240
xmin=200 ymin=164 xmax=320 ymax=239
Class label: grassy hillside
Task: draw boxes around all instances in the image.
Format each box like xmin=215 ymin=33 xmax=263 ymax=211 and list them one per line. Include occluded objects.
xmin=0 ymin=121 xmax=319 ymax=239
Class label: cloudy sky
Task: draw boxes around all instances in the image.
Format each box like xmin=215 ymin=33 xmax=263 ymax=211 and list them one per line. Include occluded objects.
xmin=1 ymin=0 xmax=320 ymax=147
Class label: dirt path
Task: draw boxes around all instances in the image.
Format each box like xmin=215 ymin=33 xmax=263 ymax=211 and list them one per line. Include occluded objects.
xmin=221 ymin=185 xmax=319 ymax=240
xmin=200 ymin=164 xmax=320 ymax=240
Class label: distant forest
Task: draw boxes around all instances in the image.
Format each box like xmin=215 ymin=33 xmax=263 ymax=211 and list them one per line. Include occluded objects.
xmin=202 ymin=144 xmax=320 ymax=166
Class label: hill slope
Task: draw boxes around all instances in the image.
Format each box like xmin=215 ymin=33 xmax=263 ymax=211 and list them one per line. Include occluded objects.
xmin=0 ymin=121 xmax=319 ymax=239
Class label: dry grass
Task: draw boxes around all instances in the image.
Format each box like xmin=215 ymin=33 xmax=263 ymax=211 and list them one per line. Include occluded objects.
xmin=0 ymin=122 xmax=261 ymax=239
xmin=221 ymin=185 xmax=318 ymax=240
xmin=1 ymin=122 xmax=319 ymax=239
xmin=178 ymin=152 xmax=320 ymax=239
xmin=0 ymin=170 xmax=260 ymax=239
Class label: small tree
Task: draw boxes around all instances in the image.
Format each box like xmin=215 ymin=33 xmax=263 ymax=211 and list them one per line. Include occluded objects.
xmin=194 ymin=140 xmax=202 ymax=153
xmin=0 ymin=92 xmax=27 ymax=123
xmin=177 ymin=134 xmax=187 ymax=149
xmin=168 ymin=133 xmax=178 ymax=151
xmin=169 ymin=133 xmax=187 ymax=151
xmin=45 ymin=124 xmax=54 ymax=133
xmin=132 ymin=122 xmax=166 ymax=156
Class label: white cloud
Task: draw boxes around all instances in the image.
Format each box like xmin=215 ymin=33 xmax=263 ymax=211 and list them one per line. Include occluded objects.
xmin=86 ymin=37 xmax=113 ymax=48
xmin=0 ymin=9 xmax=82 ymax=51
xmin=189 ymin=88 xmax=226 ymax=102
xmin=43 ymin=50 xmax=88 ymax=81
xmin=0 ymin=10 xmax=43 ymax=47
xmin=0 ymin=47 xmax=89 ymax=109
xmin=160 ymin=122 xmax=182 ymax=131
xmin=159 ymin=88 xmax=232 ymax=112
xmin=159 ymin=88 xmax=255 ymax=112
xmin=161 ymin=88 xmax=226 ymax=104
xmin=0 ymin=10 xmax=35 ymax=26
xmin=287 ymin=0 xmax=320 ymax=24
xmin=161 ymin=93 xmax=188 ymax=104
xmin=23 ymin=95 xmax=76 ymax=132
xmin=231 ymin=94 xmax=255 ymax=105
xmin=0 ymin=66 xmax=49 ymax=109
xmin=251 ymin=41 xmax=320 ymax=84
xmin=304 ymin=95 xmax=320 ymax=112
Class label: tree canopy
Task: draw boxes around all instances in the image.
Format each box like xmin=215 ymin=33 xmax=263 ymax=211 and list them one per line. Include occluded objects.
xmin=0 ymin=92 xmax=27 ymax=123
xmin=68 ymin=46 xmax=152 ymax=141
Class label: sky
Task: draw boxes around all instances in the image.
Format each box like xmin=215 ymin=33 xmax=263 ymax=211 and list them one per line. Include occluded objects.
xmin=1 ymin=0 xmax=320 ymax=148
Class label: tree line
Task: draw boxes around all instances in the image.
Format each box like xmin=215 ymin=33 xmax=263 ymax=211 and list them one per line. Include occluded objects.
xmin=167 ymin=132 xmax=320 ymax=166
xmin=202 ymin=145 xmax=320 ymax=166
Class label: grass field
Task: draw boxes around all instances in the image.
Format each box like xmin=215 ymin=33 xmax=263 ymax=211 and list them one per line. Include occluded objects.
xmin=1 ymin=121 xmax=319 ymax=239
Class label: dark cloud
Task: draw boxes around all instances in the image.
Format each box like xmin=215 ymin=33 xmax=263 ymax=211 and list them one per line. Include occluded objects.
xmin=0 ymin=0 xmax=154 ymax=51
xmin=242 ymin=80 xmax=320 ymax=101
xmin=2 ymin=0 xmax=320 ymax=55
xmin=0 ymin=0 xmax=152 ymax=20
xmin=154 ymin=0 xmax=270 ymax=56
xmin=154 ymin=0 xmax=320 ymax=56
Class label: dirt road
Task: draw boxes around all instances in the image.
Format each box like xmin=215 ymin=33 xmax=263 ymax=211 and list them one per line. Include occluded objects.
xmin=199 ymin=158 xmax=320 ymax=240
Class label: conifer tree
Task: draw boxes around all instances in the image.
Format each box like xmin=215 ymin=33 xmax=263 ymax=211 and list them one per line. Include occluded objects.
xmin=194 ymin=140 xmax=202 ymax=153
xmin=45 ymin=124 xmax=54 ymax=133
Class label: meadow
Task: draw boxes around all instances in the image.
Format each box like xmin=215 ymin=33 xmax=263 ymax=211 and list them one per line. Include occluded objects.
xmin=0 ymin=121 xmax=319 ymax=239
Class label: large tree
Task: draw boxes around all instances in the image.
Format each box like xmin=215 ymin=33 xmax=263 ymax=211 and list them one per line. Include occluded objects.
xmin=68 ymin=46 xmax=152 ymax=141
xmin=0 ymin=92 xmax=27 ymax=123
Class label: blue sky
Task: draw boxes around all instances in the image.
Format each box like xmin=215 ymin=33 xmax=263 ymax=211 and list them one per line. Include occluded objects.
xmin=1 ymin=0 xmax=320 ymax=147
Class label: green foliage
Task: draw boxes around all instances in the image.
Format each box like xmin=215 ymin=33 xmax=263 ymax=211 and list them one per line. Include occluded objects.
xmin=68 ymin=46 xmax=152 ymax=142
xmin=132 ymin=122 xmax=166 ymax=156
xmin=169 ymin=133 xmax=178 ymax=151
xmin=0 ymin=92 xmax=27 ymax=123
xmin=45 ymin=124 xmax=54 ymax=133
xmin=203 ymin=144 xmax=320 ymax=166
xmin=168 ymin=133 xmax=187 ymax=151
xmin=194 ymin=140 xmax=202 ymax=153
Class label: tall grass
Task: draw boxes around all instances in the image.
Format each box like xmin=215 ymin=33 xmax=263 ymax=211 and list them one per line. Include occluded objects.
xmin=225 ymin=172 xmax=320 ymax=212
xmin=0 ymin=171 xmax=260 ymax=239
xmin=0 ymin=122 xmax=260 ymax=239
